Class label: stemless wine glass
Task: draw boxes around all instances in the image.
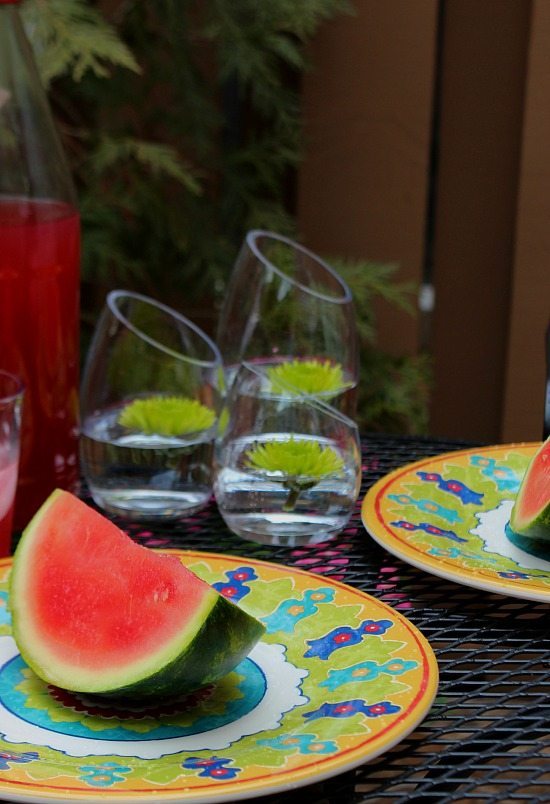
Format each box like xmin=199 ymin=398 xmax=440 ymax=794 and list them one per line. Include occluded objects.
xmin=0 ymin=370 xmax=23 ymax=556
xmin=216 ymin=230 xmax=359 ymax=418
xmin=80 ymin=290 xmax=222 ymax=522
xmin=214 ymin=362 xmax=362 ymax=547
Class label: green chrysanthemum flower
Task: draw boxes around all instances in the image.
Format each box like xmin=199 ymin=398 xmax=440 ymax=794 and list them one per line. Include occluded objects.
xmin=245 ymin=437 xmax=344 ymax=511
xmin=118 ymin=395 xmax=216 ymax=437
xmin=267 ymin=359 xmax=346 ymax=396
xmin=245 ymin=437 xmax=344 ymax=478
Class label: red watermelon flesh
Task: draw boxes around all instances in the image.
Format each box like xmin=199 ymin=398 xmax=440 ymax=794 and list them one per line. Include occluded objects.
xmin=9 ymin=490 xmax=265 ymax=698
xmin=31 ymin=523 xmax=206 ymax=669
xmin=510 ymin=438 xmax=550 ymax=543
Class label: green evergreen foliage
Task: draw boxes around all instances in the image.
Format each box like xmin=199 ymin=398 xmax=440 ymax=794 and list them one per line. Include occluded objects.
xmin=22 ymin=0 xmax=139 ymax=83
xmin=22 ymin=0 xmax=430 ymax=434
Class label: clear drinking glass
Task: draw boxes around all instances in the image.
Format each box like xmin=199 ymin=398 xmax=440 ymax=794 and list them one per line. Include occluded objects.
xmin=214 ymin=363 xmax=362 ymax=547
xmin=216 ymin=230 xmax=359 ymax=418
xmin=0 ymin=370 xmax=23 ymax=555
xmin=80 ymin=291 xmax=222 ymax=522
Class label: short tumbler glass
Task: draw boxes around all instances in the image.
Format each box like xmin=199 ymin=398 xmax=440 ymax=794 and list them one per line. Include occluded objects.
xmin=0 ymin=370 xmax=23 ymax=555
xmin=214 ymin=363 xmax=361 ymax=546
xmin=80 ymin=290 xmax=222 ymax=522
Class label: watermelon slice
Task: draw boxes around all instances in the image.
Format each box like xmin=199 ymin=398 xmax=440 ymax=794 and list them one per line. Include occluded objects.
xmin=9 ymin=490 xmax=265 ymax=699
xmin=509 ymin=437 xmax=550 ymax=557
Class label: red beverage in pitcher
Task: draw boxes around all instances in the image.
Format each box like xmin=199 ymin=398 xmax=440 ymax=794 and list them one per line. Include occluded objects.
xmin=0 ymin=197 xmax=80 ymax=529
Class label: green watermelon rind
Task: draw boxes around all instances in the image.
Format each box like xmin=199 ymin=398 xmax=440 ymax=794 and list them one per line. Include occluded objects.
xmin=9 ymin=490 xmax=266 ymax=699
xmin=510 ymin=504 xmax=550 ymax=542
xmin=510 ymin=438 xmax=550 ymax=543
xmin=98 ymin=594 xmax=265 ymax=699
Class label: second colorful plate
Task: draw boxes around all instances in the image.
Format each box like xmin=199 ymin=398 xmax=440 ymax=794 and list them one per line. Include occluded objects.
xmin=361 ymin=443 xmax=550 ymax=602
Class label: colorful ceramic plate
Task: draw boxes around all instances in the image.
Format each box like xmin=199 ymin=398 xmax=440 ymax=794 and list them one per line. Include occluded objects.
xmin=0 ymin=550 xmax=437 ymax=803
xmin=362 ymin=442 xmax=550 ymax=602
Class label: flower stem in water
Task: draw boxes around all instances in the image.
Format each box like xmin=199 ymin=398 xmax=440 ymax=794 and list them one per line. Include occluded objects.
xmin=282 ymin=479 xmax=317 ymax=512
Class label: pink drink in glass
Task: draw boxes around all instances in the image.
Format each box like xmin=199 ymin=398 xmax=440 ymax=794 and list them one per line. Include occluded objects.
xmin=0 ymin=370 xmax=23 ymax=556
xmin=0 ymin=448 xmax=18 ymax=556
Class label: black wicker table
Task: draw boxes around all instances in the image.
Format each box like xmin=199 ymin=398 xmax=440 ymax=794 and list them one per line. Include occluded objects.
xmin=10 ymin=433 xmax=550 ymax=804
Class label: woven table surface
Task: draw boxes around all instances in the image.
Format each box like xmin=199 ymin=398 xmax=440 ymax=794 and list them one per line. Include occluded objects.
xmin=20 ymin=433 xmax=550 ymax=804
xmin=99 ymin=433 xmax=550 ymax=804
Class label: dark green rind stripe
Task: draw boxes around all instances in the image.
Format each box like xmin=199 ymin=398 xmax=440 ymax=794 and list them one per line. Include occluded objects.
xmin=90 ymin=596 xmax=266 ymax=700
xmin=506 ymin=527 xmax=550 ymax=560
xmin=509 ymin=502 xmax=550 ymax=553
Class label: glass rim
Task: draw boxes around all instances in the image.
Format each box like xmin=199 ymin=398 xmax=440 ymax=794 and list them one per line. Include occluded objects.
xmin=238 ymin=360 xmax=358 ymax=430
xmin=0 ymin=370 xmax=24 ymax=405
xmin=246 ymin=230 xmax=353 ymax=304
xmin=107 ymin=290 xmax=222 ymax=369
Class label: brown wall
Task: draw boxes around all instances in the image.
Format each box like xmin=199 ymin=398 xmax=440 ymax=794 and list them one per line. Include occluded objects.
xmin=297 ymin=0 xmax=439 ymax=358
xmin=297 ymin=0 xmax=550 ymax=442
xmin=502 ymin=0 xmax=550 ymax=442
xmin=429 ymin=0 xmax=531 ymax=443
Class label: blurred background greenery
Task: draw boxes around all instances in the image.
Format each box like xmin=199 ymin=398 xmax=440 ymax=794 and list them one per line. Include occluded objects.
xmin=23 ymin=0 xmax=431 ymax=434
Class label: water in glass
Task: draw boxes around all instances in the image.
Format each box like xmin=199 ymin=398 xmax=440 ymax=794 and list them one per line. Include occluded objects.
xmin=82 ymin=407 xmax=215 ymax=520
